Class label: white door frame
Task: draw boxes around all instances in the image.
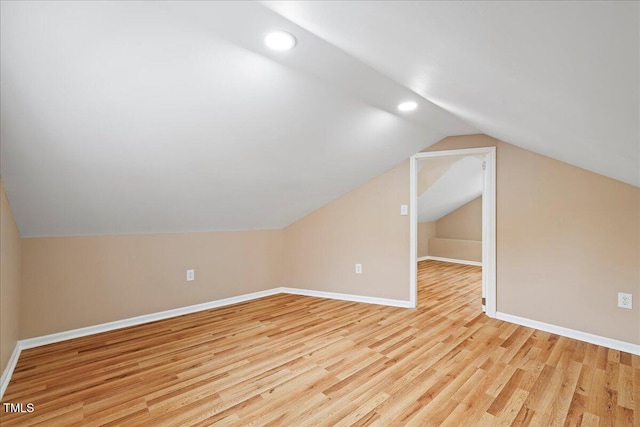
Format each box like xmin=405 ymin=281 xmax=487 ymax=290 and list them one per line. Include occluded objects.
xmin=409 ymin=147 xmax=496 ymax=317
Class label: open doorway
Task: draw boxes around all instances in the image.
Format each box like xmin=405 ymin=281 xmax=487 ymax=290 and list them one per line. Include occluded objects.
xmin=409 ymin=147 xmax=496 ymax=316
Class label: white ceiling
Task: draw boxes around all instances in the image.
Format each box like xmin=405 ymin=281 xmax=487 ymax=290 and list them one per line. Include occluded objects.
xmin=0 ymin=1 xmax=474 ymax=237
xmin=265 ymin=1 xmax=640 ymax=187
xmin=417 ymin=157 xmax=484 ymax=223
xmin=1 ymin=1 xmax=637 ymax=237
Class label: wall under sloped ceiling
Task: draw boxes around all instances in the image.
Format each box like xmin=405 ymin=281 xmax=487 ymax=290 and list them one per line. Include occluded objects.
xmin=417 ymin=222 xmax=436 ymax=258
xmin=0 ymin=179 xmax=21 ymax=375
xmin=283 ymin=161 xmax=410 ymax=302
xmin=424 ymin=196 xmax=483 ymax=262
xmin=15 ymin=134 xmax=640 ymax=348
xmin=20 ymin=230 xmax=283 ymax=338
xmin=423 ymin=135 xmax=639 ymax=344
xmin=285 ymin=134 xmax=639 ymax=345
xmin=436 ymin=196 xmax=482 ymax=242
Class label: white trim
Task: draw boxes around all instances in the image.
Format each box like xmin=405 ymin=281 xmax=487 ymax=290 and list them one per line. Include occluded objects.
xmin=416 ymin=255 xmax=430 ymax=262
xmin=18 ymin=287 xmax=410 ymax=351
xmin=411 ymin=147 xmax=494 ymax=158
xmin=482 ymin=147 xmax=497 ymax=317
xmin=0 ymin=343 xmax=21 ymax=399
xmin=420 ymin=256 xmax=482 ymax=267
xmin=410 ymin=147 xmax=496 ymax=317
xmin=496 ymin=312 xmax=640 ymax=355
xmin=3 ymin=288 xmax=638 ymax=400
xmin=1 ymin=286 xmax=412 ymax=396
xmin=409 ymin=155 xmax=418 ymax=308
xmin=19 ymin=288 xmax=282 ymax=350
xmin=280 ymin=287 xmax=412 ymax=308
xmin=20 ymin=288 xmax=411 ymax=350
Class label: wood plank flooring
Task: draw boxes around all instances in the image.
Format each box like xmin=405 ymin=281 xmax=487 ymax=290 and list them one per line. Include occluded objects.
xmin=1 ymin=260 xmax=638 ymax=426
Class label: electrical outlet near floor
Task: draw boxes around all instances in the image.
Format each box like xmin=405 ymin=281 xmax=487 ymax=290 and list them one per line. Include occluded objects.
xmin=186 ymin=269 xmax=195 ymax=282
xmin=355 ymin=264 xmax=362 ymax=274
xmin=618 ymin=292 xmax=632 ymax=309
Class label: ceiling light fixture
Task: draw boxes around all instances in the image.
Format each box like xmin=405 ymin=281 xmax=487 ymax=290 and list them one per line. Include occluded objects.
xmin=265 ymin=30 xmax=297 ymax=51
xmin=398 ymin=101 xmax=418 ymax=112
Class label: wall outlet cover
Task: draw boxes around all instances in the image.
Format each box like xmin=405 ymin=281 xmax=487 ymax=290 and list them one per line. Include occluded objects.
xmin=618 ymin=292 xmax=632 ymax=309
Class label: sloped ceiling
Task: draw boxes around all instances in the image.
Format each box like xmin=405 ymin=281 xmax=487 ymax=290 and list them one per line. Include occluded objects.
xmin=417 ymin=157 xmax=484 ymax=223
xmin=265 ymin=1 xmax=640 ymax=187
xmin=0 ymin=1 xmax=474 ymax=237
xmin=1 ymin=1 xmax=637 ymax=237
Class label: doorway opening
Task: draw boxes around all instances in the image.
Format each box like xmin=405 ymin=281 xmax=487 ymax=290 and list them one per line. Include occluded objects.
xmin=409 ymin=147 xmax=496 ymax=316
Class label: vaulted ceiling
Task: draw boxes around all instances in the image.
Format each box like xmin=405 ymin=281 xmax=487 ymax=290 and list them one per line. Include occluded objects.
xmin=1 ymin=1 xmax=637 ymax=237
xmin=417 ymin=156 xmax=484 ymax=223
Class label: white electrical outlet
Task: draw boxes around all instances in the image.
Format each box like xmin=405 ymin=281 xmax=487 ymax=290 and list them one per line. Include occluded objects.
xmin=400 ymin=205 xmax=408 ymax=216
xmin=186 ymin=269 xmax=195 ymax=282
xmin=355 ymin=264 xmax=362 ymax=274
xmin=618 ymin=292 xmax=632 ymax=309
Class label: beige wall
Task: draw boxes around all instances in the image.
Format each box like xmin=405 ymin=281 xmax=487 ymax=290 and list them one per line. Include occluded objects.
xmin=1 ymin=179 xmax=21 ymax=374
xmin=10 ymin=133 xmax=640 ymax=348
xmin=427 ymin=196 xmax=482 ymax=262
xmin=428 ymin=238 xmax=482 ymax=262
xmin=417 ymin=222 xmax=436 ymax=258
xmin=283 ymin=133 xmax=639 ymax=344
xmin=436 ymin=196 xmax=482 ymax=241
xmin=21 ymin=230 xmax=283 ymax=338
xmin=426 ymin=135 xmax=640 ymax=344
xmin=283 ymin=162 xmax=410 ymax=301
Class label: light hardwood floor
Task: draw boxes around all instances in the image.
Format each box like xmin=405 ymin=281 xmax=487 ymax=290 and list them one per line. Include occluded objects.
xmin=1 ymin=261 xmax=638 ymax=426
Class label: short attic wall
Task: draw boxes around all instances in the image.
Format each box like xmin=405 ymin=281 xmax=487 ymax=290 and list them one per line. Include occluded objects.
xmin=428 ymin=237 xmax=482 ymax=262
xmin=420 ymin=196 xmax=482 ymax=262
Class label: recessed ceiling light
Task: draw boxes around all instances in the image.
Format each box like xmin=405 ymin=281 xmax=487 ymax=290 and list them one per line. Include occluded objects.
xmin=398 ymin=101 xmax=418 ymax=112
xmin=265 ymin=30 xmax=297 ymax=51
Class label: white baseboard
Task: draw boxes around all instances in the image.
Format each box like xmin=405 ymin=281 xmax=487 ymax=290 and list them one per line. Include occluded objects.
xmin=19 ymin=288 xmax=282 ymax=350
xmin=0 ymin=343 xmax=22 ymax=400
xmin=496 ymin=312 xmax=640 ymax=356
xmin=2 ymin=286 xmax=410 ymax=396
xmin=11 ymin=290 xmax=637 ymax=400
xmin=280 ymin=287 xmax=412 ymax=308
xmin=420 ymin=256 xmax=482 ymax=267
xmin=18 ymin=287 xmax=409 ymax=351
